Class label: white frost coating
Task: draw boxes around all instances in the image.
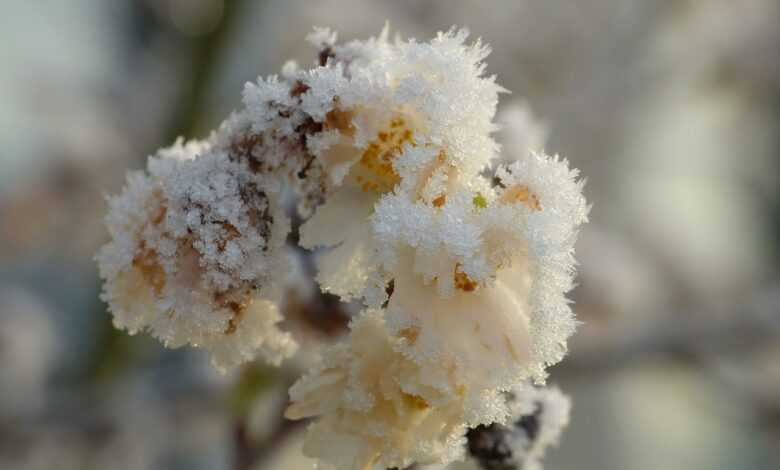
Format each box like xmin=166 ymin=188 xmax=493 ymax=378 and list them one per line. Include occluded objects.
xmin=371 ymin=151 xmax=587 ymax=385
xmin=453 ymin=385 xmax=571 ymax=470
xmin=280 ymin=26 xmax=505 ymax=303
xmin=495 ymin=152 xmax=589 ymax=381
xmin=283 ymin=27 xmax=586 ymax=469
xmin=286 ymin=311 xmax=478 ymax=470
xmin=306 ymin=26 xmax=338 ymax=51
xmin=97 ymin=25 xmax=588 ymax=469
xmin=96 ymin=137 xmax=297 ymax=372
xmin=502 ymin=385 xmax=572 ymax=470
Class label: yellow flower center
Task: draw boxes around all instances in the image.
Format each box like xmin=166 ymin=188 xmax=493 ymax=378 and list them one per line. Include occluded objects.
xmin=500 ymin=184 xmax=541 ymax=211
xmin=354 ymin=117 xmax=415 ymax=193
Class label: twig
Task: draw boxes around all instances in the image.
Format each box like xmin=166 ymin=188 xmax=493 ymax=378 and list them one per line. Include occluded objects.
xmin=559 ymin=282 xmax=780 ymax=376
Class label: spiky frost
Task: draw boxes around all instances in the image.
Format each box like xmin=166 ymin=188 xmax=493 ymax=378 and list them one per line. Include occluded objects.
xmin=97 ymin=137 xmax=297 ymax=372
xmin=98 ymin=25 xmax=587 ymax=469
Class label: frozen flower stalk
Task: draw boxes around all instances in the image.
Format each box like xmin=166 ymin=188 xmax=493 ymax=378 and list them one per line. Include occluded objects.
xmin=97 ymin=24 xmax=587 ymax=470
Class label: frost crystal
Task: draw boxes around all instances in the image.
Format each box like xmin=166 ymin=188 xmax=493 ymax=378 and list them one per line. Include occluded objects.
xmin=286 ymin=311 xmax=471 ymax=469
xmin=97 ymin=24 xmax=588 ymax=469
xmin=283 ymin=27 xmax=585 ymax=469
xmin=97 ymin=136 xmax=297 ymax=372
xmin=466 ymin=385 xmax=571 ymax=470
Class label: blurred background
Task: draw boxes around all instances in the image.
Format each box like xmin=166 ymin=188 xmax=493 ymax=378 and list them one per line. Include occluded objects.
xmin=1 ymin=1 xmax=779 ymax=469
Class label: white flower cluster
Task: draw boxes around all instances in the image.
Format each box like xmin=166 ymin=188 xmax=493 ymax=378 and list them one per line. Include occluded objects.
xmin=97 ymin=26 xmax=588 ymax=468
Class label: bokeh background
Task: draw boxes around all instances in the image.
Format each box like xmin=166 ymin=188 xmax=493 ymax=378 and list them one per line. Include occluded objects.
xmin=1 ymin=1 xmax=779 ymax=469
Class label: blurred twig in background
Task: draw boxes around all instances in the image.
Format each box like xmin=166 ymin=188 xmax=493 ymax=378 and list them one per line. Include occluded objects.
xmin=162 ymin=0 xmax=253 ymax=141
xmin=561 ymin=282 xmax=780 ymax=376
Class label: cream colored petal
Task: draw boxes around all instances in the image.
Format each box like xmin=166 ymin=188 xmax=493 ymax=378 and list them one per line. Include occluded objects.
xmin=299 ymin=185 xmax=376 ymax=249
xmin=388 ymin=253 xmax=533 ymax=391
xmin=285 ymin=368 xmax=347 ymax=419
xmin=315 ymin=215 xmax=378 ymax=300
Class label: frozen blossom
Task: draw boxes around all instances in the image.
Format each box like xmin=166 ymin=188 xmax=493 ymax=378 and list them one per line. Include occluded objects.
xmin=97 ymin=24 xmax=587 ymax=469
xmin=292 ymin=26 xmax=505 ymax=304
xmin=97 ymin=136 xmax=297 ymax=372
xmin=372 ymin=150 xmax=587 ymax=392
xmin=286 ymin=311 xmax=471 ymax=469
xmin=285 ymin=309 xmax=572 ymax=470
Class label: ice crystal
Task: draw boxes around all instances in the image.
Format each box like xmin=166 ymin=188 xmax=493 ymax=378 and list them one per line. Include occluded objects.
xmin=97 ymin=136 xmax=297 ymax=372
xmin=466 ymin=385 xmax=571 ymax=470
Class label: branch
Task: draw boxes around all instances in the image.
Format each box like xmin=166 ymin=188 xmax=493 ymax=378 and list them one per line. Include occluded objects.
xmin=559 ymin=282 xmax=780 ymax=376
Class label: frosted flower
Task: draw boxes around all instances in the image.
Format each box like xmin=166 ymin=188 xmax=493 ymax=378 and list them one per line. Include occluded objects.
xmin=269 ymin=27 xmax=505 ymax=302
xmin=97 ymin=137 xmax=297 ymax=372
xmin=274 ymin=26 xmax=587 ymax=388
xmin=466 ymin=385 xmax=571 ymax=470
xmin=285 ymin=310 xmax=573 ymax=470
xmin=286 ymin=310 xmax=474 ymax=469
xmin=373 ymin=150 xmax=588 ymax=390
xmin=282 ymin=27 xmax=586 ymax=469
xmin=97 ymin=24 xmax=588 ymax=469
